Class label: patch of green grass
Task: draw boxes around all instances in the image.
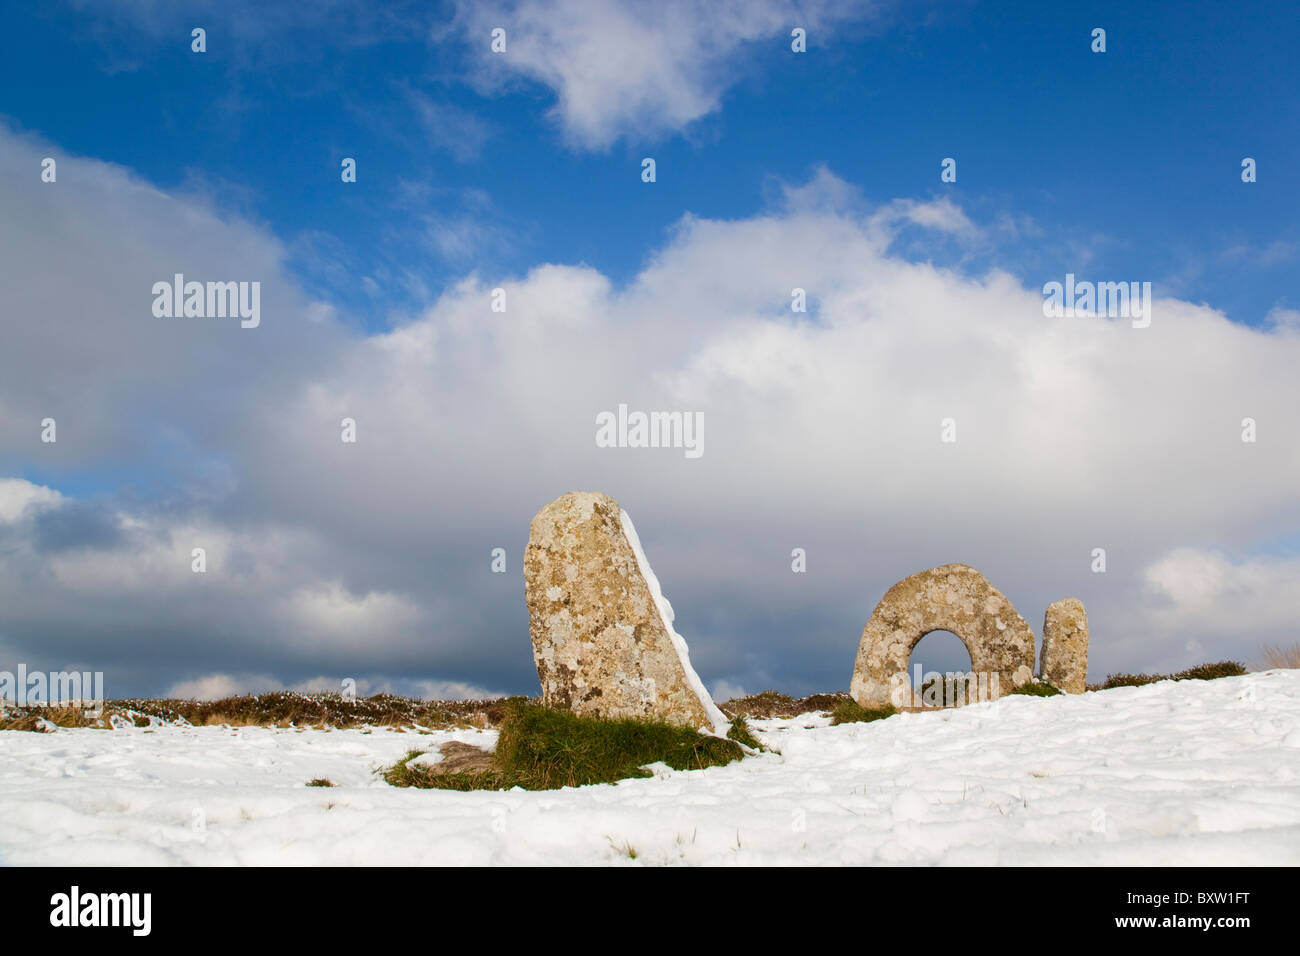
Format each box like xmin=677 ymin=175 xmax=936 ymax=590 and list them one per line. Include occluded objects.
xmin=1006 ymin=681 xmax=1063 ymax=697
xmin=829 ymin=699 xmax=897 ymax=725
xmin=1100 ymin=660 xmax=1247 ymax=690
xmin=305 ymin=778 xmax=335 ymax=787
xmin=495 ymin=702 xmax=744 ymax=788
xmin=383 ymin=701 xmax=746 ymax=791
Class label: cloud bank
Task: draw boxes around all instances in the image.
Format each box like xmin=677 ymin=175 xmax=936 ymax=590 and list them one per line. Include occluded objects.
xmin=1 ymin=125 xmax=1297 ymax=699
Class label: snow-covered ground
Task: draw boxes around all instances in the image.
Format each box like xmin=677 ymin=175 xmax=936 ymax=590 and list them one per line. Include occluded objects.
xmin=2 ymin=672 xmax=1298 ymax=865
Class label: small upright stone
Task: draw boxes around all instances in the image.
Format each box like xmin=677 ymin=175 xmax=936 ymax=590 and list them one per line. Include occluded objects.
xmin=523 ymin=491 xmax=727 ymax=734
xmin=1040 ymin=598 xmax=1089 ymax=694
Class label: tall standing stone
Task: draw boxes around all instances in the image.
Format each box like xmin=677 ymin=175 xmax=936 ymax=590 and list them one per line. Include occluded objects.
xmin=523 ymin=491 xmax=728 ymax=734
xmin=1040 ymin=598 xmax=1089 ymax=694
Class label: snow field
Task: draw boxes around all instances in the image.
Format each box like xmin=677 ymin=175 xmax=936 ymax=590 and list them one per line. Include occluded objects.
xmin=1 ymin=672 xmax=1297 ymax=865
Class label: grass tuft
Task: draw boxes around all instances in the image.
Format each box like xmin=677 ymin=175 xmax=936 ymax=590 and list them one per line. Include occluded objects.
xmin=1173 ymin=661 xmax=1248 ymax=681
xmin=829 ymin=699 xmax=898 ymax=725
xmin=1100 ymin=672 xmax=1161 ymax=689
xmin=725 ymin=715 xmax=764 ymax=750
xmin=1007 ymin=681 xmax=1063 ymax=697
xmin=306 ymin=778 xmax=335 ymax=787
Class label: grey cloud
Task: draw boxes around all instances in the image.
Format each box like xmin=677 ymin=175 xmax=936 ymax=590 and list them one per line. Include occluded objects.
xmin=30 ymin=501 xmax=124 ymax=553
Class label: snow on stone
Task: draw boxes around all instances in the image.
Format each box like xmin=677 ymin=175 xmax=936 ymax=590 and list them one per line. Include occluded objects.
xmin=1 ymin=672 xmax=1298 ymax=865
xmin=618 ymin=507 xmax=730 ymax=736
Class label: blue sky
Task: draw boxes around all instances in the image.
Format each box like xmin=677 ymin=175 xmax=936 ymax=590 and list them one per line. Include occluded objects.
xmin=1 ymin=0 xmax=1298 ymax=700
xmin=6 ymin=0 xmax=1296 ymax=328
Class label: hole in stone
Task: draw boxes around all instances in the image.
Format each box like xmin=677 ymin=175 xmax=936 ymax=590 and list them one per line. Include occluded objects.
xmin=907 ymin=630 xmax=974 ymax=709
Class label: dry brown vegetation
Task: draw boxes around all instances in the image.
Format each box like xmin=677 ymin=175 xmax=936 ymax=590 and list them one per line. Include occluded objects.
xmin=1257 ymin=643 xmax=1300 ymax=670
xmin=0 ymin=703 xmax=108 ymax=732
xmin=718 ymin=689 xmax=851 ymax=720
xmin=0 ymin=691 xmax=522 ymax=732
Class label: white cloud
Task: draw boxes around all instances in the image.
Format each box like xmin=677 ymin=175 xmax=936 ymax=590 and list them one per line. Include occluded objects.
xmin=401 ymin=678 xmax=506 ymax=700
xmin=1266 ymin=306 xmax=1300 ymax=331
xmin=0 ymin=479 xmax=62 ymax=523
xmin=452 ymin=0 xmax=881 ymax=148
xmin=710 ymin=680 xmax=747 ymax=703
xmin=274 ymin=585 xmax=427 ymax=656
xmin=165 ymin=673 xmax=280 ymax=700
xmin=1142 ymin=548 xmax=1300 ymax=637
xmin=874 ymin=196 xmax=978 ymax=237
